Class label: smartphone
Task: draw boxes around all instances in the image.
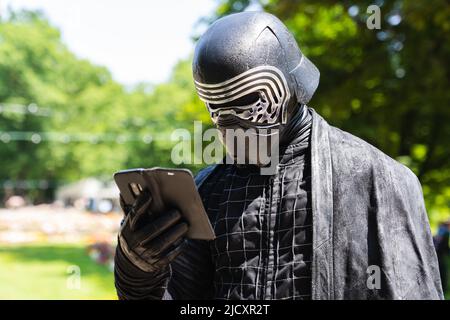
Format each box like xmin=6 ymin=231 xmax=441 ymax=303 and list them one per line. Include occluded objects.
xmin=114 ymin=167 xmax=215 ymax=240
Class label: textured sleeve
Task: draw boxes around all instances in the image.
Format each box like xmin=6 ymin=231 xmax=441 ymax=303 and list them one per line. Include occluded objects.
xmin=381 ymin=163 xmax=444 ymax=299
xmin=403 ymin=174 xmax=444 ymax=299
xmin=163 ymin=238 xmax=215 ymax=299
xmin=114 ymin=243 xmax=171 ymax=300
xmin=114 ymin=233 xmax=215 ymax=300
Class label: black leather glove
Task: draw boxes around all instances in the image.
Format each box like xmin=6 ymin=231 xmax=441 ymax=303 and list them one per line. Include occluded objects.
xmin=114 ymin=190 xmax=188 ymax=299
xmin=118 ymin=190 xmax=189 ymax=272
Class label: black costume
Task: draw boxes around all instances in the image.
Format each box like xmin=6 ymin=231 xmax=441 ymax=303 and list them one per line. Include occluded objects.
xmin=114 ymin=11 xmax=443 ymax=300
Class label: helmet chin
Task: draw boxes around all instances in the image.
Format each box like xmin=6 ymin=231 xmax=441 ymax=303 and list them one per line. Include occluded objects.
xmin=216 ymin=121 xmax=280 ymax=168
xmin=215 ymin=114 xmax=281 ymax=131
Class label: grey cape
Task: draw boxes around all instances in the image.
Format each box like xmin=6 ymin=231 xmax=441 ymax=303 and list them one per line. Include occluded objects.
xmin=194 ymin=108 xmax=443 ymax=299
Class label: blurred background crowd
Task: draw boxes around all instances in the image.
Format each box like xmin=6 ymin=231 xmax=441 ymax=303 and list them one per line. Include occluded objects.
xmin=0 ymin=0 xmax=448 ymax=299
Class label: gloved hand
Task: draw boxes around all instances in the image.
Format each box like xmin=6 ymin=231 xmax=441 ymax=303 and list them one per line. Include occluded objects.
xmin=117 ymin=189 xmax=189 ymax=273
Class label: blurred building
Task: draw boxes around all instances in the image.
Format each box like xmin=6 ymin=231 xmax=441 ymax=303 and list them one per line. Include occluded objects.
xmin=56 ymin=178 xmax=120 ymax=213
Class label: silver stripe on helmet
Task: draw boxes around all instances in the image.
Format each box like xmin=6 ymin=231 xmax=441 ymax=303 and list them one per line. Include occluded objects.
xmin=194 ymin=66 xmax=290 ymax=125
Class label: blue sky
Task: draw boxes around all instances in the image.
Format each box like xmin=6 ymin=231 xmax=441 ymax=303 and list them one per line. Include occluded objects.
xmin=1 ymin=0 xmax=217 ymax=86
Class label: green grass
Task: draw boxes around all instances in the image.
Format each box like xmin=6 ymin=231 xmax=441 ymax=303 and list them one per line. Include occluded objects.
xmin=0 ymin=243 xmax=116 ymax=300
xmin=0 ymin=243 xmax=448 ymax=300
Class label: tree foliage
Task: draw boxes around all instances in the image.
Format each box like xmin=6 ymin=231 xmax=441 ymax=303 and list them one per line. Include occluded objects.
xmin=0 ymin=10 xmax=208 ymax=203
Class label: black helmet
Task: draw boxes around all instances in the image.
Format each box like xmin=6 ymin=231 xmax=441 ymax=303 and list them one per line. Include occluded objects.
xmin=193 ymin=11 xmax=319 ymax=128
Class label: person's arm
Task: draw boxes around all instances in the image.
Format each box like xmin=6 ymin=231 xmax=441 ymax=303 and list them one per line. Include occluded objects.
xmin=113 ymin=191 xmax=188 ymax=300
xmin=163 ymin=238 xmax=215 ymax=299
xmin=114 ymin=242 xmax=171 ymax=300
xmin=379 ymin=167 xmax=444 ymax=299
xmin=115 ymin=165 xmax=218 ymax=300
xmin=115 ymin=224 xmax=215 ymax=300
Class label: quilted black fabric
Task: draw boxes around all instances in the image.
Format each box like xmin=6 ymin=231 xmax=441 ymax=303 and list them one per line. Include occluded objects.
xmin=165 ymin=110 xmax=313 ymax=299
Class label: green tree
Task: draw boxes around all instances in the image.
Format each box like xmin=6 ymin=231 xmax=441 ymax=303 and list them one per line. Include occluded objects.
xmin=0 ymin=10 xmax=211 ymax=203
xmin=0 ymin=10 xmax=128 ymax=201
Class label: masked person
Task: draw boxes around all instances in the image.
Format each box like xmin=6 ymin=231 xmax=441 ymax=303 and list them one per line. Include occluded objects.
xmin=114 ymin=11 xmax=443 ymax=300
